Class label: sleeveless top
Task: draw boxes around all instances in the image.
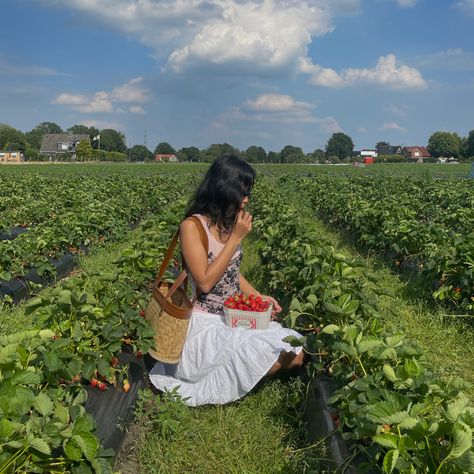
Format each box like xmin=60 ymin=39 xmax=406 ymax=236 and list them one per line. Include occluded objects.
xmin=188 ymin=214 xmax=242 ymax=316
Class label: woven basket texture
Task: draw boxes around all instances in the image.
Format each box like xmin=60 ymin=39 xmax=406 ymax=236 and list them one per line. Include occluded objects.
xmin=145 ymin=284 xmax=191 ymax=364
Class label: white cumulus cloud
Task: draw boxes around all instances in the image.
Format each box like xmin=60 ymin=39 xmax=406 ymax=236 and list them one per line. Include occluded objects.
xmin=36 ymin=0 xmax=342 ymax=77
xmin=455 ymin=0 xmax=474 ymax=14
xmin=214 ymin=93 xmax=341 ymax=133
xmin=396 ymin=0 xmax=417 ymax=7
xmin=129 ymin=106 xmax=147 ymax=114
xmin=418 ymin=48 xmax=474 ymax=70
xmin=379 ymin=122 xmax=407 ymax=132
xmin=53 ymin=77 xmax=150 ymax=114
xmin=303 ymin=54 xmax=426 ymax=90
xmin=0 ymin=53 xmax=65 ymax=76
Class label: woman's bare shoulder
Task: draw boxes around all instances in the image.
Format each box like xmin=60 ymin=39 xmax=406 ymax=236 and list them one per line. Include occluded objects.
xmin=180 ymin=217 xmax=201 ymax=235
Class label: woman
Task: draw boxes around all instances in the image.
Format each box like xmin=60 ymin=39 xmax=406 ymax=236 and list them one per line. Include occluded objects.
xmin=149 ymin=155 xmax=304 ymax=406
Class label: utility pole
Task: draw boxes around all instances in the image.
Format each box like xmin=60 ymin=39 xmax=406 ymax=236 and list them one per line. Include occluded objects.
xmin=144 ymin=130 xmax=147 ymax=148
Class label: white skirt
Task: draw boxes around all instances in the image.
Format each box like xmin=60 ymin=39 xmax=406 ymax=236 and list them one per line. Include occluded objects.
xmin=148 ymin=310 xmax=303 ymax=407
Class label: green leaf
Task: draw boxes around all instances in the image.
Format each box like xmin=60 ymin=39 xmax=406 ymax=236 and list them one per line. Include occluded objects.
xmin=64 ymin=437 xmax=83 ymax=461
xmin=383 ymin=365 xmax=397 ymax=382
xmin=322 ymin=324 xmax=339 ymax=335
xmin=0 ymin=418 xmax=14 ymax=438
xmin=72 ymin=389 xmax=87 ymax=406
xmin=30 ymin=437 xmax=51 ymax=455
xmin=448 ymin=422 xmax=472 ymax=460
xmin=383 ymin=449 xmax=399 ymax=474
xmin=373 ymin=434 xmax=399 ymax=450
xmin=34 ymin=393 xmax=54 ymax=416
xmin=11 ymin=369 xmax=42 ymax=386
xmin=307 ymin=294 xmax=318 ymax=305
xmin=54 ymin=403 xmax=70 ymax=424
xmin=444 ymin=395 xmax=469 ymax=423
xmin=73 ymin=415 xmax=95 ymax=435
xmin=73 ymin=432 xmax=99 ymax=462
xmin=323 ymin=301 xmax=343 ymax=315
xmin=357 ymin=338 xmax=382 ymax=353
xmin=455 ymin=449 xmax=474 ymax=472
xmin=92 ymin=457 xmax=113 ymax=474
xmin=0 ymin=343 xmax=19 ymax=364
xmin=43 ymin=351 xmax=62 ymax=371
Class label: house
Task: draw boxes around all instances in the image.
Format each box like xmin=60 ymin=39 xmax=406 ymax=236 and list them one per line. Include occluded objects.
xmin=40 ymin=134 xmax=90 ymax=158
xmin=0 ymin=151 xmax=23 ymax=163
xmin=155 ymin=153 xmax=178 ymax=163
xmin=402 ymin=146 xmax=431 ymax=160
xmin=378 ymin=145 xmax=402 ymax=155
xmin=360 ymin=149 xmax=378 ymax=158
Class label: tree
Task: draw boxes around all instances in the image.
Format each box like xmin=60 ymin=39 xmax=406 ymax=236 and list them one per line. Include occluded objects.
xmin=67 ymin=125 xmax=100 ymax=146
xmin=154 ymin=142 xmax=176 ymax=155
xmin=177 ymin=146 xmax=201 ymax=162
xmin=244 ymin=146 xmax=266 ymax=163
xmin=280 ymin=145 xmax=305 ymax=163
xmin=0 ymin=124 xmax=28 ymax=152
xmin=464 ymin=130 xmax=474 ymax=158
xmin=100 ymin=129 xmax=127 ymax=153
xmin=325 ymin=133 xmax=354 ymax=161
xmin=75 ymin=140 xmax=93 ymax=162
xmin=25 ymin=122 xmax=63 ymax=149
xmin=311 ymin=148 xmax=325 ymax=163
xmin=200 ymin=143 xmax=241 ymax=162
xmin=427 ymin=131 xmax=461 ymax=158
xmin=267 ymin=151 xmax=279 ymax=163
xmin=129 ymin=145 xmax=153 ymax=162
xmin=375 ymin=141 xmax=389 ymax=154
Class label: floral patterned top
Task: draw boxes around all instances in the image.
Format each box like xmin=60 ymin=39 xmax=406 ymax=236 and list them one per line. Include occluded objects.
xmin=190 ymin=214 xmax=242 ymax=316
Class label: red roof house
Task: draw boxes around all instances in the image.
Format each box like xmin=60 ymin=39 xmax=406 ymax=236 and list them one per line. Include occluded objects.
xmin=402 ymin=146 xmax=431 ymax=159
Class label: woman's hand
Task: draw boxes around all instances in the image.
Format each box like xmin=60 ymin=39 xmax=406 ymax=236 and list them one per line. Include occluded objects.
xmin=259 ymin=295 xmax=282 ymax=320
xmin=230 ymin=210 xmax=252 ymax=242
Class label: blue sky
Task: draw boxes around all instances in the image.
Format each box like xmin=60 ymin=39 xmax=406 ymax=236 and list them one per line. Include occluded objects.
xmin=1 ymin=0 xmax=473 ymax=153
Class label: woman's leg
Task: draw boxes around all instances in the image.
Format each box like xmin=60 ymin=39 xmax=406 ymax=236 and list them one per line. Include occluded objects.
xmin=267 ymin=350 xmax=305 ymax=375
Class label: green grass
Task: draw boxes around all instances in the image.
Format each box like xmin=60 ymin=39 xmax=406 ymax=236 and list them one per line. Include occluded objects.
xmin=116 ymin=377 xmax=330 ymax=474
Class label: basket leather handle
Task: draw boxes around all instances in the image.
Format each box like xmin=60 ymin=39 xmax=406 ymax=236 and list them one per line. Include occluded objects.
xmin=156 ymin=215 xmax=209 ymax=284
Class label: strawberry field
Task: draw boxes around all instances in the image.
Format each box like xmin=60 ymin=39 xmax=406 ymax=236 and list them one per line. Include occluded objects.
xmin=0 ymin=163 xmax=473 ymax=473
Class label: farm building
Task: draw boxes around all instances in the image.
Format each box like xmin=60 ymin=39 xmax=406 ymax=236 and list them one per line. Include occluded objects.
xmin=402 ymin=146 xmax=431 ymax=161
xmin=378 ymin=144 xmax=402 ymax=155
xmin=0 ymin=151 xmax=23 ymax=162
xmin=40 ymin=134 xmax=90 ymax=158
xmin=155 ymin=153 xmax=178 ymax=162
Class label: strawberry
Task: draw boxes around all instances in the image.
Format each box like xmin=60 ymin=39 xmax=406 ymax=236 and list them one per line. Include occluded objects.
xmin=139 ymin=309 xmax=145 ymax=318
xmin=98 ymin=382 xmax=106 ymax=391
xmin=123 ymin=379 xmax=131 ymax=393
xmin=111 ymin=357 xmax=119 ymax=367
xmin=90 ymin=378 xmax=98 ymax=388
xmin=136 ymin=351 xmax=142 ymax=358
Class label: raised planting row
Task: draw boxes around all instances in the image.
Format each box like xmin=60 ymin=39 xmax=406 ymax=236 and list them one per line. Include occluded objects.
xmin=250 ymin=177 xmax=474 ymax=473
xmin=255 ymin=163 xmax=473 ymax=179
xmin=0 ymin=170 xmax=197 ymax=296
xmin=294 ymin=174 xmax=474 ymax=313
xmin=0 ymin=187 xmax=190 ymax=472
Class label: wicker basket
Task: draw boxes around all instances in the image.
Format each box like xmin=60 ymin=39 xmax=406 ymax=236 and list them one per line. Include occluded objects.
xmin=145 ymin=283 xmax=193 ymax=364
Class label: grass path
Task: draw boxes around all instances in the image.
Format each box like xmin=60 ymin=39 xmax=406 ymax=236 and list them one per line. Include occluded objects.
xmin=114 ymin=236 xmax=329 ymax=474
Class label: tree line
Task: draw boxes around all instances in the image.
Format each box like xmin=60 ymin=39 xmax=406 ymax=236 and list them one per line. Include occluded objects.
xmin=1 ymin=121 xmax=473 ymax=163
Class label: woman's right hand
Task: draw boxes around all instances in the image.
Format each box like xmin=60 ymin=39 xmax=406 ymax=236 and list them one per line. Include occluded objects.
xmin=231 ymin=210 xmax=252 ymax=242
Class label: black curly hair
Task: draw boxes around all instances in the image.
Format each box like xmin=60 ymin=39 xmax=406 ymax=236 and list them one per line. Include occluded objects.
xmin=185 ymin=154 xmax=256 ymax=232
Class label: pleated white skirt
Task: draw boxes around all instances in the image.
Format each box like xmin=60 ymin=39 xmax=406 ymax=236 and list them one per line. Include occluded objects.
xmin=149 ymin=310 xmax=303 ymax=407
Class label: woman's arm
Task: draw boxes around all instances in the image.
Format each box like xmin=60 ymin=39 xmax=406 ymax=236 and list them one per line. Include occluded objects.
xmin=239 ymin=274 xmax=259 ymax=296
xmin=181 ymin=211 xmax=252 ymax=293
